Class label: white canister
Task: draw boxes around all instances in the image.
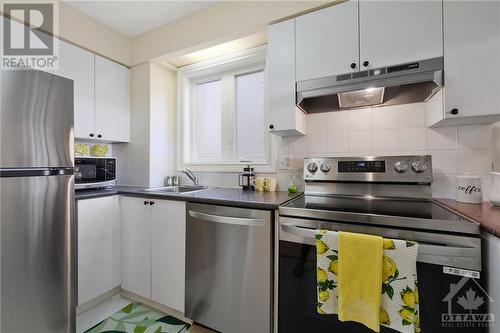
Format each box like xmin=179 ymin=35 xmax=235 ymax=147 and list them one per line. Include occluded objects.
xmin=491 ymin=172 xmax=500 ymax=206
xmin=456 ymin=176 xmax=482 ymax=204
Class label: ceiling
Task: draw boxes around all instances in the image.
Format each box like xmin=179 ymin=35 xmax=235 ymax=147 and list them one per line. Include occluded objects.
xmin=65 ymin=1 xmax=218 ymax=37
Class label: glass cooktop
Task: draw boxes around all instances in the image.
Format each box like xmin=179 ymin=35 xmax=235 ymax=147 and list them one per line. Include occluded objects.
xmin=279 ymin=195 xmax=480 ymax=235
xmin=283 ymin=195 xmax=460 ymax=220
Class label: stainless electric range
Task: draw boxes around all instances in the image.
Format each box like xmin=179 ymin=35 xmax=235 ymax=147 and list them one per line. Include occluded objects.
xmin=277 ymin=155 xmax=485 ymax=333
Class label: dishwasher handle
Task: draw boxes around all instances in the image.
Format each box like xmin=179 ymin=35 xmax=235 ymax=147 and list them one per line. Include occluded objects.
xmin=188 ymin=210 xmax=265 ymax=226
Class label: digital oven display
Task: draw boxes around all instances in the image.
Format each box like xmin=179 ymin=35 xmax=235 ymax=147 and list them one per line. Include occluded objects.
xmin=338 ymin=160 xmax=386 ymax=173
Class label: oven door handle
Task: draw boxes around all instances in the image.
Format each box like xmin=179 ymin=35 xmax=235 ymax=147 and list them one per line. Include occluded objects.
xmin=280 ymin=224 xmax=481 ymax=271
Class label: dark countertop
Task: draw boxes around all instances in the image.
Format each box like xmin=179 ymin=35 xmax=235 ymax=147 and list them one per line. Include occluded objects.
xmin=435 ymin=199 xmax=500 ymax=238
xmin=74 ymin=187 xmax=119 ymax=200
xmin=76 ymin=186 xmax=302 ymax=210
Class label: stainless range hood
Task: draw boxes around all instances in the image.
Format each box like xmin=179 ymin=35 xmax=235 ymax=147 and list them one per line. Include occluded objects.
xmin=296 ymin=57 xmax=443 ymax=113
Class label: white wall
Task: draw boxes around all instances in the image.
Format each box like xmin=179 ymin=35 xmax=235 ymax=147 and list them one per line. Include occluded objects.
xmin=59 ymin=2 xmax=131 ymax=66
xmin=493 ymin=122 xmax=500 ymax=172
xmin=280 ymin=103 xmax=495 ymax=200
xmin=149 ymin=63 xmax=176 ymax=187
xmin=115 ymin=63 xmax=150 ymax=186
xmin=189 ymin=102 xmax=496 ymax=201
xmin=115 ymin=62 xmax=177 ymax=187
xmin=130 ymin=1 xmax=329 ymax=65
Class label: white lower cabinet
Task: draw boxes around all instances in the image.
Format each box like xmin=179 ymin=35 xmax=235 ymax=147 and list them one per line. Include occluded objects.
xmin=120 ymin=196 xmax=186 ymax=312
xmin=151 ymin=200 xmax=186 ymax=313
xmin=120 ymin=196 xmax=151 ymax=299
xmin=77 ymin=196 xmax=120 ymax=306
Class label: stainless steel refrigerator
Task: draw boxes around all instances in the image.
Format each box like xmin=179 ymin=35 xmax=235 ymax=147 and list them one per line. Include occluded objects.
xmin=0 ymin=70 xmax=75 ymax=333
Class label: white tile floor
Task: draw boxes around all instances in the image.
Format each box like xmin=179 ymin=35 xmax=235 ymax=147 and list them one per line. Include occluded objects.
xmin=76 ymin=295 xmax=130 ymax=333
xmin=76 ymin=295 xmax=216 ymax=333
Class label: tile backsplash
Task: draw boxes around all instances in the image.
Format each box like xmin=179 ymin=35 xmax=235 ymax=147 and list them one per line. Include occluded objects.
xmin=277 ymin=102 xmax=497 ymax=200
xmin=116 ymin=100 xmax=498 ymax=201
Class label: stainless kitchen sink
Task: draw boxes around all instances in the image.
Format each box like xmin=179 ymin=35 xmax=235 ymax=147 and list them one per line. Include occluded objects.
xmin=144 ymin=185 xmax=208 ymax=194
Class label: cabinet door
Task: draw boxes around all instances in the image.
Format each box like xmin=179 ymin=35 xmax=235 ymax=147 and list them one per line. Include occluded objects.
xmin=359 ymin=0 xmax=442 ymax=69
xmin=77 ymin=196 xmax=120 ymax=306
xmin=267 ymin=19 xmax=306 ymax=136
xmin=151 ymin=200 xmax=186 ymax=312
xmin=42 ymin=40 xmax=95 ymax=139
xmin=58 ymin=41 xmax=95 ymax=140
xmin=295 ymin=1 xmax=359 ymax=81
xmin=443 ymin=1 xmax=500 ymax=119
xmin=120 ymin=196 xmax=151 ymax=298
xmin=95 ymin=56 xmax=130 ymax=142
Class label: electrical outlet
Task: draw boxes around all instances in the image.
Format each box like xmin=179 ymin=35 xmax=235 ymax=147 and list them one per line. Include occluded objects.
xmin=278 ymin=155 xmax=292 ymax=170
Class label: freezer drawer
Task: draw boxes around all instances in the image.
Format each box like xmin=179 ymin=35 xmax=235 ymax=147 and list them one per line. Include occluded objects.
xmin=0 ymin=175 xmax=75 ymax=333
xmin=185 ymin=203 xmax=272 ymax=333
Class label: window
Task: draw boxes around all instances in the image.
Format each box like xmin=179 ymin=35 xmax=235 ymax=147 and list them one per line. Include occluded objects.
xmin=178 ymin=47 xmax=273 ymax=171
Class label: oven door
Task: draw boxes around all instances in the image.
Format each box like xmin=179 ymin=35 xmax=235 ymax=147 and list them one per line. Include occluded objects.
xmin=278 ymin=217 xmax=487 ymax=333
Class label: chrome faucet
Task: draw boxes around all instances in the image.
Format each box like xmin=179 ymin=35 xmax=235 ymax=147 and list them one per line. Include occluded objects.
xmin=182 ymin=169 xmax=199 ymax=185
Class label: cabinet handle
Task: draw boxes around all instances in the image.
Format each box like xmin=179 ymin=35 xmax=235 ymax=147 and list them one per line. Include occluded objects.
xmin=89 ymin=133 xmax=94 ymax=137
xmin=450 ymin=108 xmax=459 ymax=115
xmin=144 ymin=201 xmax=149 ymax=205
xmin=97 ymin=134 xmax=102 ymax=138
xmin=363 ymin=61 xmax=369 ymax=67
xmin=269 ymin=124 xmax=274 ymax=130
xmin=149 ymin=201 xmax=155 ymax=205
xmin=350 ymin=62 xmax=357 ymax=69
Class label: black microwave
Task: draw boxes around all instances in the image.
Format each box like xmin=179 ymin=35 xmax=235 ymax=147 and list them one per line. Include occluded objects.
xmin=75 ymin=157 xmax=116 ymax=189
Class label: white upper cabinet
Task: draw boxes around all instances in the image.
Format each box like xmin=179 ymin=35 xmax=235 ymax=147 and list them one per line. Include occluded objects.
xmin=267 ymin=19 xmax=306 ymax=136
xmin=359 ymin=0 xmax=443 ymax=69
xmin=95 ymin=56 xmax=130 ymax=142
xmin=295 ymin=1 xmax=359 ymax=81
xmin=58 ymin=42 xmax=96 ymax=139
xmin=437 ymin=0 xmax=500 ymax=125
xmin=295 ymin=1 xmax=443 ymax=79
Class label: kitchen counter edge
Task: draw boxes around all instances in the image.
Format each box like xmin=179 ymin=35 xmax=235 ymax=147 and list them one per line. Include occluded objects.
xmin=435 ymin=198 xmax=500 ymax=238
xmin=75 ymin=186 xmax=303 ymax=210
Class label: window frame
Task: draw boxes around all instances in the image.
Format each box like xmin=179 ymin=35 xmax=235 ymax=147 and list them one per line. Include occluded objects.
xmin=177 ymin=46 xmax=275 ymax=173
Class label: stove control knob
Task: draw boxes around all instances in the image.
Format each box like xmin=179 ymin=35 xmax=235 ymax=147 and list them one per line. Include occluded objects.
xmin=320 ymin=163 xmax=331 ymax=173
xmin=394 ymin=161 xmax=409 ymax=173
xmin=411 ymin=160 xmax=428 ymax=173
xmin=307 ymin=162 xmax=318 ymax=173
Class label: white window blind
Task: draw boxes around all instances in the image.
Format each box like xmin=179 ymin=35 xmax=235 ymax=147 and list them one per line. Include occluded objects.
xmin=236 ymin=71 xmax=265 ymax=160
xmin=195 ymin=79 xmax=222 ymax=159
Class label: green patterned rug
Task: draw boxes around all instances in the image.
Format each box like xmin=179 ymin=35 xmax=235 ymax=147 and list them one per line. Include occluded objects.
xmin=84 ymin=303 xmax=191 ymax=333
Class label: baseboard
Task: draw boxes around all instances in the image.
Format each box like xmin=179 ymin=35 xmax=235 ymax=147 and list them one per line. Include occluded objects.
xmin=121 ymin=289 xmax=193 ymax=325
xmin=76 ymin=286 xmax=122 ymax=315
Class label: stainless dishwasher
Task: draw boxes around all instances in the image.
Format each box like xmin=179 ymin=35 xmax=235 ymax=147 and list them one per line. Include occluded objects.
xmin=186 ymin=203 xmax=272 ymax=333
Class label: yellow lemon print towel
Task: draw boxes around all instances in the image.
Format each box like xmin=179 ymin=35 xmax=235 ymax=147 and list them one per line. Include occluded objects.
xmin=316 ymin=230 xmax=420 ymax=333
xmin=337 ymin=231 xmax=383 ymax=332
